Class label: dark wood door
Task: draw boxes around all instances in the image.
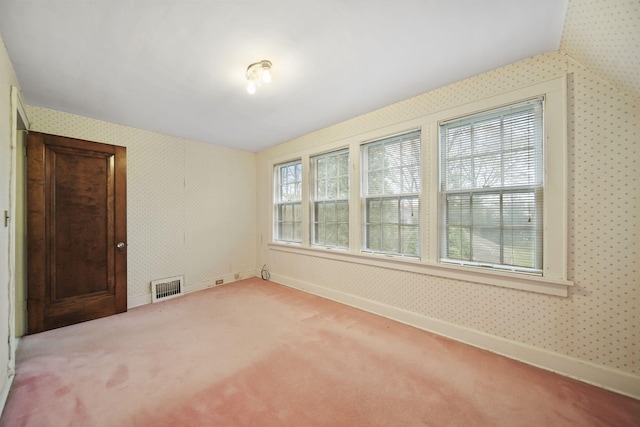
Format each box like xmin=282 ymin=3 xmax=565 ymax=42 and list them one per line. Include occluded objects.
xmin=27 ymin=132 xmax=127 ymax=334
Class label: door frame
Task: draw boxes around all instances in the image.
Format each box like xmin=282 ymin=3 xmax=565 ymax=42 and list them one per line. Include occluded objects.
xmin=1 ymin=86 xmax=29 ymax=409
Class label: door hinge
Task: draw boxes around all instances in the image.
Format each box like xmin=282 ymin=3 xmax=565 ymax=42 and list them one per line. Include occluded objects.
xmin=4 ymin=210 xmax=9 ymax=227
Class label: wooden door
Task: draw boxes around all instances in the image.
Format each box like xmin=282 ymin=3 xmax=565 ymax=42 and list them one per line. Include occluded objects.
xmin=27 ymin=132 xmax=127 ymax=334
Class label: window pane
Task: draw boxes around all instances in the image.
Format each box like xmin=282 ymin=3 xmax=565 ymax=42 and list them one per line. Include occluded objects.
xmin=472 ymin=193 xmax=500 ymax=227
xmin=400 ymin=198 xmax=419 ymax=225
xmin=325 ymin=201 xmax=336 ymax=222
xmin=503 ymin=192 xmax=536 ymax=226
xmin=311 ymin=149 xmax=349 ymax=249
xmin=282 ymin=204 xmax=292 ymax=222
xmin=366 ymin=224 xmax=381 ymax=250
xmin=368 ymin=170 xmax=384 ymax=195
xmin=327 ymin=177 xmax=338 ymax=199
xmin=472 ymin=227 xmax=501 ymax=264
xmin=362 ymin=130 xmax=421 ymax=256
xmin=445 ymin=158 xmax=473 ymax=190
xmin=445 ymin=226 xmax=471 ymax=260
xmin=327 ymin=155 xmax=337 ymax=177
xmin=316 ymin=223 xmax=325 ymax=244
xmin=402 ymin=166 xmax=420 ymax=193
xmin=439 ymin=99 xmax=543 ymax=273
xmin=283 ymin=222 xmax=293 ymax=240
xmin=446 ymin=125 xmax=470 ymax=159
xmin=381 ymin=198 xmax=398 ymax=223
xmin=401 ymin=225 xmax=419 ymax=255
xmin=474 ymin=154 xmax=501 ymax=188
xmin=367 ymin=198 xmax=381 ymax=224
xmin=317 ymin=179 xmax=326 ymax=199
xmin=446 ymin=194 xmax=471 ymax=226
xmin=368 ymin=145 xmax=385 ymax=170
xmin=336 ymin=201 xmax=349 ymax=222
xmin=338 ymin=223 xmax=349 ymax=247
xmin=503 ymin=148 xmax=539 ymax=187
xmin=293 ymin=223 xmax=301 ymax=241
xmin=503 ymin=227 xmax=537 ymax=268
xmin=325 ymin=224 xmax=337 ymax=246
xmin=293 ymin=203 xmax=301 ymax=221
xmin=317 ymin=157 xmax=327 ymax=179
xmin=338 ymin=154 xmax=349 ymax=175
xmin=381 ymin=224 xmax=399 ymax=253
xmin=472 ymin=118 xmax=501 ymax=154
xmin=384 ymin=167 xmax=402 ymax=194
xmin=338 ymin=176 xmax=349 ymax=198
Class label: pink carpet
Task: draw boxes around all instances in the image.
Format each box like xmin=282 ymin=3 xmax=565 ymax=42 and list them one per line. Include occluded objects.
xmin=1 ymin=278 xmax=638 ymax=426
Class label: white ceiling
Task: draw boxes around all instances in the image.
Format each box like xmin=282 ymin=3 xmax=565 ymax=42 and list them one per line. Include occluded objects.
xmin=0 ymin=1 xmax=568 ymax=152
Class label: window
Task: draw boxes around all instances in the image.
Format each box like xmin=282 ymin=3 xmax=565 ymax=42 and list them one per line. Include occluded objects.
xmin=274 ymin=160 xmax=302 ymax=243
xmin=311 ymin=149 xmax=349 ymax=249
xmin=361 ymin=130 xmax=421 ymax=257
xmin=439 ymin=99 xmax=543 ymax=274
xmin=270 ymin=78 xmax=568 ymax=295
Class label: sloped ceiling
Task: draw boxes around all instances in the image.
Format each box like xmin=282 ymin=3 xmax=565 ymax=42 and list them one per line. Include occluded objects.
xmin=0 ymin=1 xmax=569 ymax=152
xmin=561 ymin=0 xmax=640 ymax=103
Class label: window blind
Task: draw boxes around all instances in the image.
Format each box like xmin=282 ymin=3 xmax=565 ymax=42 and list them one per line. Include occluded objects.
xmin=362 ymin=130 xmax=421 ymax=257
xmin=439 ymin=99 xmax=543 ymax=273
xmin=274 ymin=160 xmax=302 ymax=243
xmin=311 ymin=149 xmax=349 ymax=248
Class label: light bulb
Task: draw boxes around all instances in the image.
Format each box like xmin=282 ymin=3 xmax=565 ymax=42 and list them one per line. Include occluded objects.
xmin=262 ymin=68 xmax=271 ymax=84
xmin=247 ymin=81 xmax=256 ymax=94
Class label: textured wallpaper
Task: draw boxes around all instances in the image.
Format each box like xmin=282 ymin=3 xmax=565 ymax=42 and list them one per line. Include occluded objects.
xmin=561 ymin=0 xmax=640 ymax=103
xmin=256 ymin=49 xmax=639 ymax=378
xmin=25 ymin=106 xmax=257 ymax=301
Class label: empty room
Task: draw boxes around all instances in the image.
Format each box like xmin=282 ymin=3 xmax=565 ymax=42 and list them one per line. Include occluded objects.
xmin=0 ymin=0 xmax=638 ymax=425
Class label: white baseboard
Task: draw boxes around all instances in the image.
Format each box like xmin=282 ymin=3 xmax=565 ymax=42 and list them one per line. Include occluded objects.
xmin=270 ymin=272 xmax=640 ymax=400
xmin=128 ymin=294 xmax=151 ymax=309
xmin=127 ymin=269 xmax=258 ymax=309
xmin=186 ymin=268 xmax=258 ymax=294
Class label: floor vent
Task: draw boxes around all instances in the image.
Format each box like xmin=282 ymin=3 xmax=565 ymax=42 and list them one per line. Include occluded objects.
xmin=151 ymin=276 xmax=184 ymax=303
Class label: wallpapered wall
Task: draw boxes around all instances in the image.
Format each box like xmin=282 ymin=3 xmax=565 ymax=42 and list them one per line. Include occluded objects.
xmin=255 ymin=48 xmax=639 ymax=383
xmin=26 ymin=106 xmax=257 ymax=304
xmin=561 ymin=0 xmax=640 ymax=103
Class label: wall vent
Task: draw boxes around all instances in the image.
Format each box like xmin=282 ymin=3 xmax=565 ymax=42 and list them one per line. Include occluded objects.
xmin=151 ymin=275 xmax=184 ymax=303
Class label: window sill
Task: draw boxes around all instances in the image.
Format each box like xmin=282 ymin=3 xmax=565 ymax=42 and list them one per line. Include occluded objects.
xmin=268 ymin=243 xmax=573 ymax=297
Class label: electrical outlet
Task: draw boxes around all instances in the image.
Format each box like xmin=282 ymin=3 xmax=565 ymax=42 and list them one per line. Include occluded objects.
xmin=234 ymin=273 xmax=240 ymax=280
xmin=215 ymin=279 xmax=223 ymax=285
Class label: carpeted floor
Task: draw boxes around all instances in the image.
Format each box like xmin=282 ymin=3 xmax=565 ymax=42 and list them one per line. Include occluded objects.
xmin=1 ymin=277 xmax=638 ymax=426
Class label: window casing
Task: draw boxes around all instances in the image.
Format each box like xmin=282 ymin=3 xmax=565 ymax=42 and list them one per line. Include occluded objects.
xmin=361 ymin=130 xmax=421 ymax=257
xmin=439 ymin=99 xmax=544 ymax=274
xmin=274 ymin=160 xmax=302 ymax=243
xmin=311 ymin=149 xmax=349 ymax=249
xmin=269 ymin=78 xmax=569 ymax=296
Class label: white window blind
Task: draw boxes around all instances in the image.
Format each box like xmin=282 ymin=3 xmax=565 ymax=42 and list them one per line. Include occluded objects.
xmin=274 ymin=160 xmax=302 ymax=243
xmin=362 ymin=130 xmax=421 ymax=257
xmin=311 ymin=149 xmax=349 ymax=249
xmin=439 ymin=98 xmax=543 ymax=274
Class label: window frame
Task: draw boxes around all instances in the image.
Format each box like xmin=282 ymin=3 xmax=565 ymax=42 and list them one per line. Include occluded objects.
xmin=438 ymin=98 xmax=545 ymax=275
xmin=430 ymin=78 xmax=568 ymax=283
xmin=268 ymin=77 xmax=571 ymax=296
xmin=360 ymin=130 xmax=422 ymax=258
xmin=310 ymin=148 xmax=350 ymax=249
xmin=273 ymin=159 xmax=303 ymax=244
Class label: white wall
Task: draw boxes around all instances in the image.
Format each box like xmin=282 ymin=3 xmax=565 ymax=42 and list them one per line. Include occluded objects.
xmin=255 ymin=49 xmax=640 ymax=398
xmin=26 ymin=106 xmax=257 ymax=307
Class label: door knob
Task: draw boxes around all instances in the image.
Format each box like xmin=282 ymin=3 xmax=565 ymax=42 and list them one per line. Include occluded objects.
xmin=116 ymin=242 xmax=126 ymax=252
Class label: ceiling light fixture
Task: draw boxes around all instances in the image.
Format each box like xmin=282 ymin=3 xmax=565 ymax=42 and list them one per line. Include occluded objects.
xmin=246 ymin=60 xmax=272 ymax=94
